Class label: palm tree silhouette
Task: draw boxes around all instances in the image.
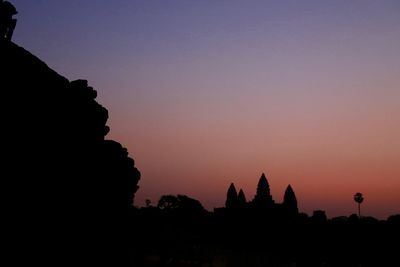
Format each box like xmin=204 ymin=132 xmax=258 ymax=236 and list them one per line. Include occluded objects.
xmin=354 ymin=192 xmax=364 ymax=218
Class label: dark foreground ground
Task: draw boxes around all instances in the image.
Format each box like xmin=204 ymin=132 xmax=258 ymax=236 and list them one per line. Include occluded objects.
xmin=129 ymin=207 xmax=400 ymax=267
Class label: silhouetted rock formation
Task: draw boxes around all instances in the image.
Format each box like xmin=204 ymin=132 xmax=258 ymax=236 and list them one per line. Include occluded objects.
xmin=0 ymin=0 xmax=17 ymax=40
xmin=354 ymin=192 xmax=364 ymax=217
xmin=1 ymin=34 xmax=140 ymax=264
xmin=225 ymin=182 xmax=238 ymax=209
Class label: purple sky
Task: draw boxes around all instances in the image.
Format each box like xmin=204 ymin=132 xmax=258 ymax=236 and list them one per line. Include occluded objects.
xmin=12 ymin=0 xmax=400 ymax=219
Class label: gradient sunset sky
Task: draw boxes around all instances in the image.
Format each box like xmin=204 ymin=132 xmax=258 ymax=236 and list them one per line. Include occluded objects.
xmin=13 ymin=0 xmax=400 ymax=219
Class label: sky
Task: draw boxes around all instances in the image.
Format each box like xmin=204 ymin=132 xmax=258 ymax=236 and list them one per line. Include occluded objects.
xmin=12 ymin=0 xmax=400 ymax=219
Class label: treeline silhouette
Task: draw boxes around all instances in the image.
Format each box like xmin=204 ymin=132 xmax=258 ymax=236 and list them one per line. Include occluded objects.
xmin=132 ymin=173 xmax=400 ymax=266
xmin=1 ymin=4 xmax=140 ymax=264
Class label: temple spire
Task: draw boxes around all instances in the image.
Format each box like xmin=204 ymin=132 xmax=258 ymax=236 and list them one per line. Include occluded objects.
xmin=253 ymin=173 xmax=274 ymax=207
xmin=283 ymin=184 xmax=298 ymax=214
xmin=225 ymin=182 xmax=238 ymax=208
xmin=237 ymin=189 xmax=247 ymax=206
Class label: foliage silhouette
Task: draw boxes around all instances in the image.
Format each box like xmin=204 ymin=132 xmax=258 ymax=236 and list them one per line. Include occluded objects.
xmin=387 ymin=214 xmax=400 ymax=224
xmin=354 ymin=192 xmax=364 ymax=218
xmin=158 ymin=194 xmax=206 ymax=215
xmin=311 ymin=210 xmax=327 ymax=224
xmin=145 ymin=198 xmax=152 ymax=207
xmin=158 ymin=194 xmax=180 ymax=210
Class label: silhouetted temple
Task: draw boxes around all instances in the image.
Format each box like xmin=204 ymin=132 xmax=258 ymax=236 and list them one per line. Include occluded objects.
xmin=222 ymin=173 xmax=299 ymax=218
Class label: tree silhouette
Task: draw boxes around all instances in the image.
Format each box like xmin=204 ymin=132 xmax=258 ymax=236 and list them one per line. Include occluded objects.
xmin=158 ymin=195 xmax=179 ymax=210
xmin=145 ymin=199 xmax=151 ymax=207
xmin=354 ymin=192 xmax=364 ymax=218
xmin=311 ymin=210 xmax=327 ymax=223
xmin=283 ymin=184 xmax=298 ymax=214
xmin=225 ymin=183 xmax=238 ymax=208
xmin=158 ymin=194 xmax=206 ymax=214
